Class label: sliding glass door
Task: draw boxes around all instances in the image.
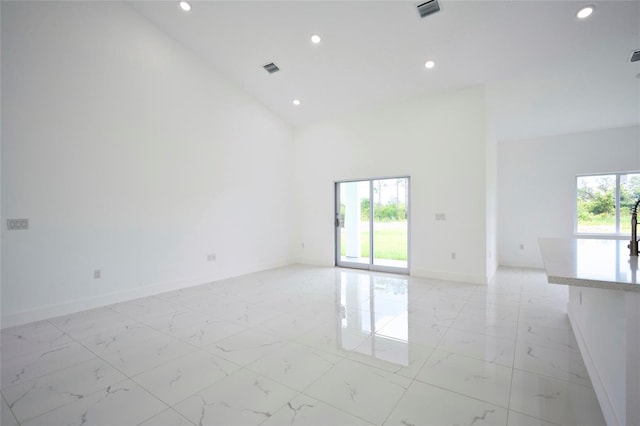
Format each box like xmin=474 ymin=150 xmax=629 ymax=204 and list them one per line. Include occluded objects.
xmin=335 ymin=177 xmax=409 ymax=273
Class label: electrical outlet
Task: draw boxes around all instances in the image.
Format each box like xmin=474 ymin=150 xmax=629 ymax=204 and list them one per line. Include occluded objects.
xmin=207 ymin=253 xmax=216 ymax=261
xmin=519 ymin=244 xmax=524 ymax=250
xmin=451 ymin=252 xmax=456 ymax=260
xmin=435 ymin=213 xmax=446 ymax=221
xmin=94 ymin=269 xmax=101 ymax=279
xmin=7 ymin=218 xmax=29 ymax=230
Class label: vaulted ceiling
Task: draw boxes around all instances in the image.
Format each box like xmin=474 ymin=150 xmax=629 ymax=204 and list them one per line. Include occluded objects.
xmin=131 ymin=1 xmax=640 ymax=141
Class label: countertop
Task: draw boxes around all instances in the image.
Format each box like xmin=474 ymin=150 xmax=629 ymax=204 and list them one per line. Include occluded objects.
xmin=538 ymin=238 xmax=640 ymax=292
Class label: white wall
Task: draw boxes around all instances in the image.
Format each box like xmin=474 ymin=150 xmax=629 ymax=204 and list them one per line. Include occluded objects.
xmin=568 ymin=286 xmax=626 ymax=425
xmin=294 ymin=86 xmax=491 ymax=284
xmin=498 ymin=125 xmax=640 ymax=268
xmin=1 ymin=2 xmax=294 ymax=326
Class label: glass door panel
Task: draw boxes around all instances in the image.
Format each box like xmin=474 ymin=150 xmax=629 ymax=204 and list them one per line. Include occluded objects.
xmin=337 ymin=181 xmax=370 ymax=267
xmin=372 ymin=178 xmax=409 ymax=269
xmin=336 ymin=177 xmax=409 ymax=273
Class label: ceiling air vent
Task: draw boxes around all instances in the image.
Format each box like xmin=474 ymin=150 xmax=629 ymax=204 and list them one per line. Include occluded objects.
xmin=417 ymin=0 xmax=440 ymax=18
xmin=263 ymin=62 xmax=280 ymax=74
xmin=631 ymin=50 xmax=640 ymax=63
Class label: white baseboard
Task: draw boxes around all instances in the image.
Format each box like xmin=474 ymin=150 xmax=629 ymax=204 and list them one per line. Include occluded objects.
xmin=1 ymin=258 xmax=294 ymax=329
xmin=410 ymin=268 xmax=488 ymax=285
xmin=568 ymin=307 xmax=621 ymax=426
xmin=498 ymin=259 xmax=545 ymax=269
xmin=292 ymin=257 xmax=334 ymax=267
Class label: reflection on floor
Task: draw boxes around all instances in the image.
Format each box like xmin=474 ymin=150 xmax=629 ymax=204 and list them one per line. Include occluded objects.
xmin=0 ymin=266 xmax=605 ymax=425
xmin=340 ymin=256 xmax=408 ymax=269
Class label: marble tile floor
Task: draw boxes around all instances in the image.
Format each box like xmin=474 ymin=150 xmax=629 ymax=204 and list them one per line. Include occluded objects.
xmin=0 ymin=265 xmax=606 ymax=425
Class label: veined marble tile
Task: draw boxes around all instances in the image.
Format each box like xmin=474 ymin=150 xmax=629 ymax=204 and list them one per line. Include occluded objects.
xmin=415 ymin=349 xmax=512 ymax=408
xmin=520 ymin=292 xmax=568 ymax=312
xmin=463 ymin=294 xmax=519 ymax=313
xmin=456 ymin=304 xmax=520 ymax=324
xmin=405 ymin=305 xmax=459 ymax=327
xmin=507 ymin=410 xmax=558 ymax=426
xmin=173 ymin=369 xmax=297 ymax=426
xmin=519 ymin=308 xmax=571 ymax=331
xmin=347 ymin=334 xmax=433 ymax=379
xmin=403 ymin=319 xmax=450 ymax=347
xmin=407 ymin=300 xmax=465 ymax=318
xmin=254 ymin=310 xmax=331 ymax=341
xmin=513 ymin=342 xmax=591 ymax=386
xmin=110 ymin=296 xmax=185 ymax=321
xmin=341 ymin=307 xmax=400 ymax=337
xmin=424 ymin=279 xmax=460 ymax=294
xmin=437 ymin=328 xmax=516 ymax=367
xmin=2 ymin=358 xmax=127 ymax=423
xmin=99 ymin=334 xmax=198 ymax=376
xmin=294 ymin=321 xmax=365 ymax=358
xmin=467 ymin=290 xmax=522 ymax=307
xmin=78 ymin=322 xmax=166 ymax=356
xmin=1 ymin=321 xmax=73 ymax=359
xmin=132 ymin=350 xmax=240 ymax=406
xmin=139 ymin=309 xmax=217 ymax=335
xmin=191 ymin=299 xmax=252 ymax=321
xmin=509 ymin=369 xmax=605 ymax=425
xmin=1 ymin=395 xmax=19 ymax=426
xmin=169 ymin=317 xmax=247 ymax=348
xmin=166 ymin=292 xmax=232 ymax=312
xmin=303 ymin=358 xmax=411 ymax=425
xmin=1 ymin=341 xmax=95 ymax=389
xmin=246 ymin=342 xmax=341 ymax=391
xmin=48 ymin=307 xmax=136 ymax=340
xmin=383 ymin=378 xmax=507 ymax=426
xmin=517 ymin=323 xmax=580 ymax=352
xmin=138 ymin=408 xmax=195 ymax=426
xmin=0 ymin=266 xmax=608 ymax=426
xmin=292 ymin=300 xmax=342 ymax=322
xmin=154 ymin=285 xmax=220 ymax=305
xmin=225 ymin=303 xmax=285 ymax=327
xmin=449 ymin=314 xmax=518 ymax=340
xmin=263 ymin=393 xmax=373 ymax=426
xmin=204 ymin=328 xmax=285 ymax=366
xmin=21 ymin=380 xmax=167 ymax=426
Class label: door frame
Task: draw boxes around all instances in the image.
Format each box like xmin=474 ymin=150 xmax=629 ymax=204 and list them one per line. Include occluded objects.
xmin=334 ymin=176 xmax=410 ymax=274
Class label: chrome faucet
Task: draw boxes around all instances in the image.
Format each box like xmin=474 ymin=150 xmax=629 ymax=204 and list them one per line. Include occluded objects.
xmin=629 ymin=197 xmax=640 ymax=257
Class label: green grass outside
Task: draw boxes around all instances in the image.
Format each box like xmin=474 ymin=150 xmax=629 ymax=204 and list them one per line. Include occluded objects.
xmin=578 ymin=211 xmax=632 ymax=233
xmin=340 ymin=222 xmax=408 ymax=261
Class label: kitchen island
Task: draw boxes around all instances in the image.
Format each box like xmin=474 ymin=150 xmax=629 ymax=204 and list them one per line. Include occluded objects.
xmin=539 ymin=238 xmax=639 ymax=426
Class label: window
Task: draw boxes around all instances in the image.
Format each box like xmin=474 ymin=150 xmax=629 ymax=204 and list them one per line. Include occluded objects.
xmin=576 ymin=172 xmax=640 ymax=234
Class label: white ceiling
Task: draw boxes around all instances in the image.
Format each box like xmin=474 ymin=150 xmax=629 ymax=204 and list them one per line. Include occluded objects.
xmin=130 ymin=0 xmax=640 ymax=141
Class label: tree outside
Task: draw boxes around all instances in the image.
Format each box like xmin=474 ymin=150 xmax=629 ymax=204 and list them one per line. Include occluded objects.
xmin=577 ymin=174 xmax=640 ymax=233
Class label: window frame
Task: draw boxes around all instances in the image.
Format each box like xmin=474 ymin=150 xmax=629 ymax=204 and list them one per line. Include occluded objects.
xmin=575 ymin=171 xmax=640 ymax=238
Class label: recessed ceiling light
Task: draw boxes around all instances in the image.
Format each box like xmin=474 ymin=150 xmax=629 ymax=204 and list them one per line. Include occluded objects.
xmin=424 ymin=60 xmax=436 ymax=69
xmin=311 ymin=34 xmax=322 ymax=44
xmin=179 ymin=1 xmax=191 ymax=12
xmin=577 ymin=5 xmax=594 ymax=19
xmin=292 ymin=99 xmax=301 ymax=106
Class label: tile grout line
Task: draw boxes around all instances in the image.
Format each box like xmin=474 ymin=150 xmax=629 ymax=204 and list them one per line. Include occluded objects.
xmin=504 ymin=278 xmax=523 ymax=426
